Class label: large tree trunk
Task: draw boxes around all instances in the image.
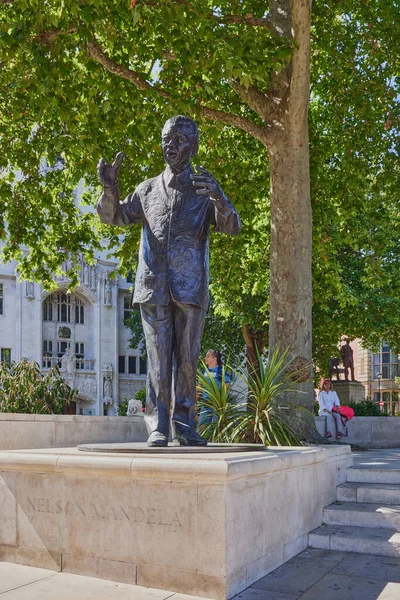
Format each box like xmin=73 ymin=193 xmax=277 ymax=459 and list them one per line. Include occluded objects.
xmin=267 ymin=0 xmax=321 ymax=441
xmin=268 ymin=0 xmax=312 ymax=365
xmin=268 ymin=138 xmax=319 ymax=440
xmin=268 ymin=136 xmax=312 ymax=390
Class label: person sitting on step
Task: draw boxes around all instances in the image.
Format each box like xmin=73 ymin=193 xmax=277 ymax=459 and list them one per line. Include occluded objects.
xmin=317 ymin=378 xmax=346 ymax=439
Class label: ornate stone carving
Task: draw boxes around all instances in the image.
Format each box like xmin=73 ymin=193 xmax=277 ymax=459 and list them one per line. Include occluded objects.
xmin=61 ymin=348 xmax=75 ymax=375
xmin=102 ymin=363 xmax=113 ymax=406
xmin=127 ymin=399 xmax=144 ymax=416
xmin=58 ymin=326 xmax=71 ymax=339
xmin=104 ymin=278 xmax=112 ymax=306
xmin=25 ymin=281 xmax=35 ymax=299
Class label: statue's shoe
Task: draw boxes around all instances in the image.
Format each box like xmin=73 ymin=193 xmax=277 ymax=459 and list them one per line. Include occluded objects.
xmin=172 ymin=429 xmax=207 ymax=447
xmin=147 ymin=430 xmax=168 ymax=447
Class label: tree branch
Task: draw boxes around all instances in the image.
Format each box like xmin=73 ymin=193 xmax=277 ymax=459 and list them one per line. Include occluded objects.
xmin=199 ymin=106 xmax=267 ymax=144
xmin=228 ymin=79 xmax=271 ymax=122
xmin=86 ymin=39 xmax=167 ymax=96
xmin=86 ymin=38 xmax=268 ymax=145
xmin=216 ymin=14 xmax=278 ymax=36
xmin=35 ymin=26 xmax=77 ymax=46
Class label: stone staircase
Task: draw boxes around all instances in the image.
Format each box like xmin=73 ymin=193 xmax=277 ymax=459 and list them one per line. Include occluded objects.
xmin=309 ymin=457 xmax=400 ymax=557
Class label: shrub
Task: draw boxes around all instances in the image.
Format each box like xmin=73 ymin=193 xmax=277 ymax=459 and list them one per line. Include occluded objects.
xmin=346 ymin=400 xmax=388 ymax=417
xmin=0 ymin=358 xmax=76 ymax=414
xmin=118 ymin=397 xmax=129 ymax=416
xmin=135 ymin=387 xmax=146 ymax=408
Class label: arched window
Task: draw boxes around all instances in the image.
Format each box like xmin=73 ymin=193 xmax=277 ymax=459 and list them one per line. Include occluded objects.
xmin=43 ymin=296 xmax=53 ymax=321
xmin=75 ymin=298 xmax=85 ymax=324
xmin=57 ymin=293 xmax=71 ymax=323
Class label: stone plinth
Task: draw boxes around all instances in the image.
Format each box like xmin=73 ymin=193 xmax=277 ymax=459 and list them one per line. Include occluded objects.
xmin=332 ymin=380 xmax=365 ymax=404
xmin=0 ymin=445 xmax=352 ymax=599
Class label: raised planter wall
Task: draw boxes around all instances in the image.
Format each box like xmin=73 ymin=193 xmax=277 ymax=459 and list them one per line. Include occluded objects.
xmin=0 ymin=414 xmax=148 ymax=450
xmin=1 ymin=414 xmax=398 ymax=452
xmin=315 ymin=416 xmax=400 ymax=448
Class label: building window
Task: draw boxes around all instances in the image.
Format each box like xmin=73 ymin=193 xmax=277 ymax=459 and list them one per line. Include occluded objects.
xmin=43 ymin=296 xmax=53 ymax=321
xmin=373 ymin=344 xmax=399 ymax=379
xmin=123 ymin=297 xmax=133 ymax=321
xmin=126 ymin=270 xmax=134 ymax=284
xmin=75 ymin=342 xmax=84 ymax=355
xmin=57 ymin=341 xmax=70 ymax=357
xmin=119 ymin=355 xmax=126 ymax=374
xmin=360 ymin=357 xmax=365 ymax=374
xmin=140 ymin=355 xmax=147 ymax=375
xmin=0 ymin=283 xmax=3 ymax=315
xmin=43 ymin=340 xmax=53 ymax=354
xmin=75 ymin=299 xmax=85 ymax=324
xmin=57 ymin=293 xmax=71 ymax=323
xmin=1 ymin=348 xmax=11 ymax=365
xmin=75 ymin=342 xmax=85 ymax=369
xmin=42 ymin=340 xmax=53 ymax=367
xmin=128 ymin=356 xmax=137 ymax=374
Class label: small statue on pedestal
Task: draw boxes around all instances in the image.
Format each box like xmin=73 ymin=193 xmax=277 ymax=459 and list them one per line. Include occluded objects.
xmin=340 ymin=339 xmax=355 ymax=381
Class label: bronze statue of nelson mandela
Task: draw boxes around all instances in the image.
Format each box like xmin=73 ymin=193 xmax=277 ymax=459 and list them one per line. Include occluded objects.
xmin=97 ymin=116 xmax=241 ymax=447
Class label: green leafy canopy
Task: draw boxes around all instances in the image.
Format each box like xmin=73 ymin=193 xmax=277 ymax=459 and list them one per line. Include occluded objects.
xmin=0 ymin=0 xmax=399 ymax=374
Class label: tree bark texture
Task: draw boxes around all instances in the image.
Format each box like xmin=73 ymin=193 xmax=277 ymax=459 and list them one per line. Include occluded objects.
xmin=268 ymin=0 xmax=312 ymax=384
xmin=265 ymin=1 xmax=319 ymax=439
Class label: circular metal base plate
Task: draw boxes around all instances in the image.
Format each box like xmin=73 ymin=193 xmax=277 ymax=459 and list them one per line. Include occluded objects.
xmin=77 ymin=442 xmax=265 ymax=454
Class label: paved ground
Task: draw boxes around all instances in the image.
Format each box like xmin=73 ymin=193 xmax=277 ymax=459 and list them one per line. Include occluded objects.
xmin=352 ymin=448 xmax=400 ymax=470
xmin=1 ymin=549 xmax=400 ymax=600
xmin=1 ymin=449 xmax=400 ymax=600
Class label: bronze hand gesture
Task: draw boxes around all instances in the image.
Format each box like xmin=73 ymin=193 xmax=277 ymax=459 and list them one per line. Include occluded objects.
xmin=97 ymin=152 xmax=125 ymax=187
xmin=190 ymin=166 xmax=223 ymax=201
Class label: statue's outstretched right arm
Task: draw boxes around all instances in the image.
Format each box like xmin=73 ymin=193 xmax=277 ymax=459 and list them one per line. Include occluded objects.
xmin=97 ymin=152 xmax=141 ymax=226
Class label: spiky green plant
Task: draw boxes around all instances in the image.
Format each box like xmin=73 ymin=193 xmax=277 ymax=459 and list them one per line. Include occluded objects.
xmin=197 ymin=349 xmax=306 ymax=446
xmin=230 ymin=348 xmax=305 ymax=446
xmin=197 ymin=363 xmax=239 ymax=443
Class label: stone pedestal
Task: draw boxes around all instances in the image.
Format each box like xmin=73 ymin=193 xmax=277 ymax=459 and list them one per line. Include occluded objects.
xmin=0 ymin=445 xmax=352 ymax=599
xmin=332 ymin=380 xmax=365 ymax=404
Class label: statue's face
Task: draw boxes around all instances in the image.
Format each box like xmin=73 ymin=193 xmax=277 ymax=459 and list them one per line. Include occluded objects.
xmin=161 ymin=122 xmax=197 ymax=170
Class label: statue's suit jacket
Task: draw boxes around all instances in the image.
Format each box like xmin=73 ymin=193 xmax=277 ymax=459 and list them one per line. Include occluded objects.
xmin=97 ymin=165 xmax=241 ymax=310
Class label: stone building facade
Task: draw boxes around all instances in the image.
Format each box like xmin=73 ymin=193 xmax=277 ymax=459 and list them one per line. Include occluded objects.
xmin=0 ymin=249 xmax=146 ymax=415
xmin=353 ymin=339 xmax=400 ymax=415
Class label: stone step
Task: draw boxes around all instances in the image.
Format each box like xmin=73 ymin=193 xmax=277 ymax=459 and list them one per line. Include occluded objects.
xmin=309 ymin=524 xmax=400 ymax=557
xmin=324 ymin=502 xmax=400 ymax=530
xmin=346 ymin=467 xmax=400 ymax=485
xmin=337 ymin=482 xmax=400 ymax=505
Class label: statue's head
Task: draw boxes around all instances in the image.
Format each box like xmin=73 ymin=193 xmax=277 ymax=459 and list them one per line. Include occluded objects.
xmin=161 ymin=115 xmax=199 ymax=171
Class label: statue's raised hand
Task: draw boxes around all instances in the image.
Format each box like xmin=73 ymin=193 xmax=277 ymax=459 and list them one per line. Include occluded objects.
xmin=97 ymin=152 xmax=125 ymax=187
xmin=190 ymin=166 xmax=222 ymax=201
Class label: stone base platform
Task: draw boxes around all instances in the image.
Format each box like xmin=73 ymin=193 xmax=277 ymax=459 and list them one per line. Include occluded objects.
xmin=332 ymin=381 xmax=365 ymax=404
xmin=0 ymin=444 xmax=352 ymax=599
